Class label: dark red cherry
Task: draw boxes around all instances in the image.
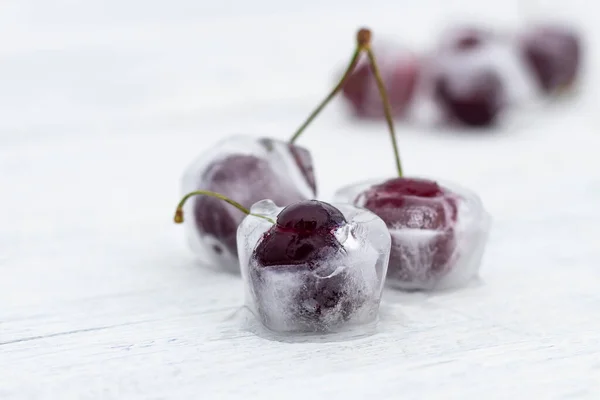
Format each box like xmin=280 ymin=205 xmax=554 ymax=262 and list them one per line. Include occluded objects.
xmin=361 ymin=177 xmax=457 ymax=229
xmin=519 ymin=24 xmax=581 ymax=93
xmin=358 ymin=177 xmax=458 ymax=285
xmin=253 ymin=200 xmax=346 ymax=267
xmin=276 ymin=200 xmax=346 ymax=232
xmin=253 ymin=231 xmax=342 ymax=268
xmin=433 ymin=66 xmax=505 ymax=127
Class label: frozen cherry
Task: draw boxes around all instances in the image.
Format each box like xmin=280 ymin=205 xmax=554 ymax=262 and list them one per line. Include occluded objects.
xmin=358 ymin=177 xmax=459 ymax=283
xmin=276 ymin=200 xmax=346 ymax=232
xmin=254 ymin=200 xmax=346 ymax=267
xmin=239 ymin=196 xmax=391 ymax=333
xmin=251 ymin=201 xmax=356 ymax=326
xmin=433 ymin=65 xmax=505 ymax=127
xmin=333 ymin=36 xmax=489 ymax=290
xmin=519 ymin=24 xmax=581 ymax=93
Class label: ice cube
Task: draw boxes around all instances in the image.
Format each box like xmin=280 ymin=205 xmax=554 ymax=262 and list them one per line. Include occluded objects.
xmin=237 ymin=200 xmax=391 ymax=334
xmin=180 ymin=136 xmax=316 ymax=273
xmin=334 ymin=177 xmax=491 ymax=291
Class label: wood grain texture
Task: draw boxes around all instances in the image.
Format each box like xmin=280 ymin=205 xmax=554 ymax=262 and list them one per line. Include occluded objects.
xmin=1 ymin=0 xmax=599 ymax=398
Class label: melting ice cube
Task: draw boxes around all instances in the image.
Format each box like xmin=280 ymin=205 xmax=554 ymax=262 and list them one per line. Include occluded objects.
xmin=334 ymin=177 xmax=491 ymax=291
xmin=237 ymin=200 xmax=391 ymax=334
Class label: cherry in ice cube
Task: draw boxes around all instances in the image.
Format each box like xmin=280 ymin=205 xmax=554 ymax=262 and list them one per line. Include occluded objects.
xmin=333 ymin=29 xmax=491 ymax=290
xmin=336 ymin=177 xmax=490 ymax=290
xmin=237 ymin=199 xmax=391 ymax=333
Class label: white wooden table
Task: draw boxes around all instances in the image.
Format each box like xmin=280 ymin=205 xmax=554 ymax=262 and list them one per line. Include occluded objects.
xmin=2 ymin=1 xmax=599 ymax=398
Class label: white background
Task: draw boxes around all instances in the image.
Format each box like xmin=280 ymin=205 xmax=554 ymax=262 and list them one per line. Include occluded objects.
xmin=1 ymin=0 xmax=599 ymax=398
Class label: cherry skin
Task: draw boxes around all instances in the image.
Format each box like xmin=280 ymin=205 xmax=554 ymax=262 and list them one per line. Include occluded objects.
xmin=357 ymin=177 xmax=458 ymax=286
xmin=193 ymin=149 xmax=314 ymax=258
xmin=361 ymin=178 xmax=458 ymax=226
xmin=433 ymin=65 xmax=505 ymax=127
xmin=254 ymin=200 xmax=346 ymax=268
xmin=276 ymin=200 xmax=345 ymax=232
xmin=251 ymin=200 xmax=364 ymax=327
xmin=519 ymin=24 xmax=581 ymax=93
xmin=341 ymin=52 xmax=420 ymax=119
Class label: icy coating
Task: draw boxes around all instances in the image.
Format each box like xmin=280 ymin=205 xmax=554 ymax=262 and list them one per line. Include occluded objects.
xmin=237 ymin=200 xmax=391 ymax=334
xmin=334 ymin=178 xmax=491 ymax=291
xmin=180 ymin=136 xmax=316 ymax=273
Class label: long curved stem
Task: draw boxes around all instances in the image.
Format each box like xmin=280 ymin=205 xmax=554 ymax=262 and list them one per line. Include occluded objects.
xmin=289 ymin=28 xmax=373 ymax=144
xmin=365 ymin=47 xmax=403 ymax=177
xmin=174 ymin=190 xmax=275 ymax=224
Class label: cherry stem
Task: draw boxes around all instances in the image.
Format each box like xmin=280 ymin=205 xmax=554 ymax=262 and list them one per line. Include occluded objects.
xmin=174 ymin=190 xmax=275 ymax=224
xmin=364 ymin=47 xmax=403 ymax=177
xmin=288 ymin=28 xmax=373 ymax=144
